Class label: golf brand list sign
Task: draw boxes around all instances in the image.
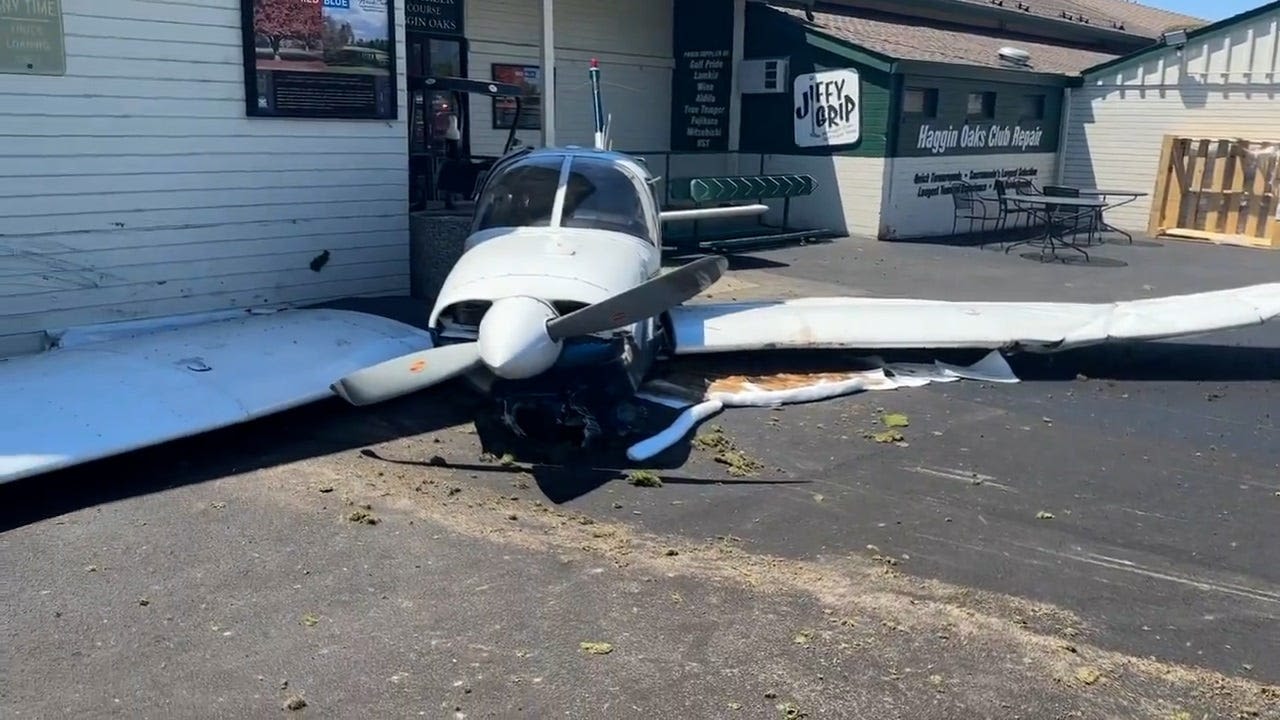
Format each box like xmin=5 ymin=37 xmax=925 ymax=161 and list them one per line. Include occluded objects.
xmin=793 ymin=69 xmax=860 ymax=148
xmin=671 ymin=0 xmax=733 ymax=152
xmin=0 ymin=0 xmax=65 ymax=76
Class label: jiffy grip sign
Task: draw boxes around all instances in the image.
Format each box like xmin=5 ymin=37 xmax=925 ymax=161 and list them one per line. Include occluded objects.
xmin=793 ymin=69 xmax=861 ymax=148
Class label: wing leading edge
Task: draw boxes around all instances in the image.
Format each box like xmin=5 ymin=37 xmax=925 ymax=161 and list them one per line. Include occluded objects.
xmin=667 ymin=283 xmax=1280 ymax=355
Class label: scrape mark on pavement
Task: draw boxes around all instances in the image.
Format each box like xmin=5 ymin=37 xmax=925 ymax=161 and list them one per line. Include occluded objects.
xmin=1044 ymin=549 xmax=1280 ymax=608
xmin=904 ymin=465 xmax=1016 ymax=492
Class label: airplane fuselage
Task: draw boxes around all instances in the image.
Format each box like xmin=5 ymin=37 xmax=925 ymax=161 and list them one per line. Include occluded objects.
xmin=427 ymin=225 xmax=669 ymax=445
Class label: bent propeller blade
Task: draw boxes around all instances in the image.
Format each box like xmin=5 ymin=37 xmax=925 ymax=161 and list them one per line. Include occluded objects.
xmin=331 ymin=342 xmax=481 ymax=407
xmin=546 ymin=254 xmax=728 ymax=340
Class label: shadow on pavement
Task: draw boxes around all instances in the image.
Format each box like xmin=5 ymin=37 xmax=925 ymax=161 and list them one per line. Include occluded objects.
xmin=1007 ymin=341 xmax=1280 ymax=382
xmin=0 ymin=375 xmax=776 ymax=531
xmin=0 ymin=383 xmax=475 ymax=533
xmin=4 ymin=338 xmax=1274 ymax=531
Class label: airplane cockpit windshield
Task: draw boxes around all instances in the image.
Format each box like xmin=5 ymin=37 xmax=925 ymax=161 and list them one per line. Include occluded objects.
xmin=474 ymin=154 xmax=562 ymax=229
xmin=474 ymin=153 xmax=655 ymax=244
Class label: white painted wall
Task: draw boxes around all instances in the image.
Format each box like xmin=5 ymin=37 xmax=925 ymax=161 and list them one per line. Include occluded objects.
xmin=463 ymin=0 xmax=732 ymax=212
xmin=881 ymin=153 xmax=1058 ymax=239
xmin=750 ymin=156 xmax=886 ymax=237
xmin=465 ymin=0 xmax=674 ymax=156
xmin=1060 ymin=6 xmax=1280 ymax=232
xmin=0 ymin=0 xmax=410 ymax=359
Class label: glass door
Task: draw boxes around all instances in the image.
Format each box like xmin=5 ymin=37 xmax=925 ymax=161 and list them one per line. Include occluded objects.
xmin=407 ymin=34 xmax=467 ymax=211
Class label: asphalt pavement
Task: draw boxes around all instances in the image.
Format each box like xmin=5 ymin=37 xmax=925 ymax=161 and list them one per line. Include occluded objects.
xmin=3 ymin=233 xmax=1280 ymax=719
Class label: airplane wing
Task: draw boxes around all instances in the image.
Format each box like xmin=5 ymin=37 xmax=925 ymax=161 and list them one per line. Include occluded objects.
xmin=666 ymin=283 xmax=1280 ymax=355
xmin=0 ymin=308 xmax=434 ymax=485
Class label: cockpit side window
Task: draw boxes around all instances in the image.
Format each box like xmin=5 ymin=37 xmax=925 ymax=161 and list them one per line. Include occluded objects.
xmin=559 ymin=157 xmax=653 ymax=244
xmin=474 ymin=155 xmax=565 ymax=231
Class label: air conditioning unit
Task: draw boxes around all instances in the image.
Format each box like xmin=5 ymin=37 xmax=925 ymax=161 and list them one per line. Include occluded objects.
xmin=739 ymin=58 xmax=788 ymax=94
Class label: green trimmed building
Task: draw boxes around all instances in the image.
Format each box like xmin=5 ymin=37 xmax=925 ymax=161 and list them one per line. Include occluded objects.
xmin=670 ymin=0 xmax=1206 ymax=239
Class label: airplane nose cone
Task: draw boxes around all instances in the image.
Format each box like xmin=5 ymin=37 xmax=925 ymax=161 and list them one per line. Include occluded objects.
xmin=477 ymin=296 xmax=563 ymax=379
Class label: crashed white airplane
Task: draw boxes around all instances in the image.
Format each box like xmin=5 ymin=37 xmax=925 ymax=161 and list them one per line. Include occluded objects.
xmin=2 ymin=61 xmax=1279 ymax=484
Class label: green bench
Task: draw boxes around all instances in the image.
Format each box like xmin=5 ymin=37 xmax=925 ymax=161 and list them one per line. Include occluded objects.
xmin=662 ymin=173 xmax=835 ymax=252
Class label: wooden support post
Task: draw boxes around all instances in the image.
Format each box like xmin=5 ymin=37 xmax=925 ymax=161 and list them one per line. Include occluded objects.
xmin=1148 ymin=134 xmax=1176 ymax=236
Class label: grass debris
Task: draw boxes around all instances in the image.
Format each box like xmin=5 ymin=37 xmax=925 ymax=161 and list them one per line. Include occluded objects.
xmin=694 ymin=425 xmax=764 ymax=476
xmin=777 ymin=701 xmax=808 ymax=719
xmin=881 ymin=413 xmax=910 ymax=428
xmin=579 ymin=641 xmax=614 ymax=655
xmin=301 ymin=613 xmax=319 ymax=627
xmin=714 ymin=449 xmax=764 ymax=476
xmin=282 ymin=694 xmax=307 ymax=711
xmin=627 ymin=470 xmax=663 ymax=488
xmin=1075 ymin=667 xmax=1102 ymax=685
xmin=346 ymin=509 xmax=379 ymax=525
xmin=866 ymin=429 xmax=905 ymax=444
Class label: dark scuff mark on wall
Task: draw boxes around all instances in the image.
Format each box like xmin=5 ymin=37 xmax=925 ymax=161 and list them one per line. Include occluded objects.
xmin=310 ymin=250 xmax=331 ymax=272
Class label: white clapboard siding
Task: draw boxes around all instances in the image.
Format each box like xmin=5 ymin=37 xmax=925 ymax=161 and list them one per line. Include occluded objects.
xmin=0 ymin=0 xmax=410 ymax=357
xmin=465 ymin=0 xmax=673 ymax=156
xmin=1060 ymin=6 xmax=1280 ymax=232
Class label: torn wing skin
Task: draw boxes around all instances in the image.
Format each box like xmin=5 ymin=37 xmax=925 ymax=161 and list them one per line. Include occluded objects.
xmin=665 ymin=283 xmax=1280 ymax=354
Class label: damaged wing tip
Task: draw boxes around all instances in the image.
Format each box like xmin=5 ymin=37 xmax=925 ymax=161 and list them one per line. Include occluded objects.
xmin=330 ymin=381 xmax=355 ymax=404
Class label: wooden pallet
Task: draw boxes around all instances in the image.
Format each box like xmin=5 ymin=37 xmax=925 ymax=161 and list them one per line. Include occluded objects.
xmin=1149 ymin=135 xmax=1280 ymax=249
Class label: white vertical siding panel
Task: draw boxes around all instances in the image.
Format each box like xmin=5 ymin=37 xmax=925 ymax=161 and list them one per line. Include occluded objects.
xmin=0 ymin=0 xmax=410 ymax=358
xmin=465 ymin=0 xmax=673 ymax=157
xmin=1064 ymin=8 xmax=1280 ymax=233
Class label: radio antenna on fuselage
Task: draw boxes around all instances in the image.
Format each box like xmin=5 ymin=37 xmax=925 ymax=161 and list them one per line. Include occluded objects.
xmin=589 ymin=58 xmax=606 ymax=150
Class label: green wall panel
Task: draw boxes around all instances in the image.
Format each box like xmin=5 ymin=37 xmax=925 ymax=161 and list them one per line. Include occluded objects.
xmin=894 ymin=75 xmax=1064 ymax=158
xmin=739 ymin=4 xmax=891 ymax=158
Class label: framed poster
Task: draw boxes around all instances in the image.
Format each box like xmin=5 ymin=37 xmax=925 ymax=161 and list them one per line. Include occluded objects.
xmin=491 ymin=63 xmax=540 ymax=130
xmin=241 ymin=0 xmax=398 ymax=119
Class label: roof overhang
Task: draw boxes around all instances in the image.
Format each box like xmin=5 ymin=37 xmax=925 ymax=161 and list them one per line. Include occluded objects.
xmin=782 ymin=0 xmax=1160 ymax=48
xmin=894 ymin=59 xmax=1077 ymax=86
xmin=801 ymin=23 xmax=1079 ymax=86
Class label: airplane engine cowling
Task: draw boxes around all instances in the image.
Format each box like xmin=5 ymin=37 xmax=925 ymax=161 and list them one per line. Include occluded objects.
xmin=477 ymin=296 xmax=563 ymax=379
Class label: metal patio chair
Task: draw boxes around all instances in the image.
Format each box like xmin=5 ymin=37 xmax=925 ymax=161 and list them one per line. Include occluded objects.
xmin=1043 ymin=185 xmax=1099 ymax=244
xmin=950 ymin=181 xmax=992 ymax=236
xmin=993 ymin=179 xmax=1035 ymax=231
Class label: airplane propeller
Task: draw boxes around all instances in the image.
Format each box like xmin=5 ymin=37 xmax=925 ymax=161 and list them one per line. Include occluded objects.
xmin=330 ymin=254 xmax=728 ymax=407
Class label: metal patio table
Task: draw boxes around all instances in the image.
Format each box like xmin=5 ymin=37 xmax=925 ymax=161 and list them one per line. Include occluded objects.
xmin=1002 ymin=194 xmax=1107 ymax=262
xmin=1078 ymin=188 xmax=1149 ymax=243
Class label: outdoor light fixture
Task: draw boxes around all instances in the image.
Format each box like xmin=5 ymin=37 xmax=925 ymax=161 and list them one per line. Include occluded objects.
xmin=1161 ymin=28 xmax=1189 ymax=47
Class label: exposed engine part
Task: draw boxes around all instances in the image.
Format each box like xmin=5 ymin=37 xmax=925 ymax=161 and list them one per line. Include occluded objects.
xmin=483 ymin=330 xmax=655 ymax=451
xmin=497 ymin=392 xmax=603 ymax=448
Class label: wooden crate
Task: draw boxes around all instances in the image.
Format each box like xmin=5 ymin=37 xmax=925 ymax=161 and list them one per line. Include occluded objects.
xmin=1149 ymin=135 xmax=1280 ymax=249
